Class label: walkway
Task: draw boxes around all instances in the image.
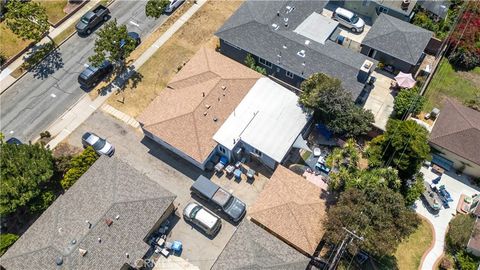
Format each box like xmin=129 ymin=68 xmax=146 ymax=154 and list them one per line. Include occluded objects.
xmin=46 ymin=0 xmax=208 ymax=149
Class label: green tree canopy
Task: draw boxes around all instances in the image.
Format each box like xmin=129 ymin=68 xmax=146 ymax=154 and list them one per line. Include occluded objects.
xmin=60 ymin=147 xmax=99 ymax=190
xmin=393 ymin=87 xmax=426 ymax=118
xmin=145 ymin=0 xmax=170 ymax=18
xmin=325 ymin=186 xmax=420 ymax=257
xmin=89 ymin=19 xmax=137 ymax=73
xmin=366 ymin=119 xmax=430 ymax=180
xmin=0 ymin=233 xmax=19 ymax=256
xmin=5 ymin=0 xmax=49 ymax=41
xmin=0 ymin=142 xmax=54 ymax=215
xmin=446 ymin=214 xmax=477 ymax=251
xmin=299 ymin=73 xmax=374 ymax=137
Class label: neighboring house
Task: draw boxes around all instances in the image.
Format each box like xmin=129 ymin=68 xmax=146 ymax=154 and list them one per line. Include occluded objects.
xmin=138 ymin=48 xmax=311 ymax=171
xmin=0 ymin=156 xmax=176 ymax=270
xmin=211 ymin=219 xmax=310 ymax=270
xmin=215 ymin=0 xmax=376 ymax=102
xmin=417 ymin=0 xmax=451 ymax=19
xmin=213 ymin=77 xmax=311 ymax=170
xmin=249 ymin=166 xmax=328 ymax=256
xmin=360 ymin=13 xmax=433 ymax=73
xmin=467 ymin=218 xmax=480 ymax=257
xmin=429 ymin=99 xmax=480 ymax=178
xmin=137 ymin=48 xmax=261 ymax=170
xmin=336 ymin=0 xmax=417 ymax=22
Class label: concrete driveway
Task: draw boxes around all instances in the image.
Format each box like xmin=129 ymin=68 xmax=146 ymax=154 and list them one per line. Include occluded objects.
xmin=362 ymin=70 xmax=396 ymax=130
xmin=415 ymin=166 xmax=480 ymax=270
xmin=65 ymin=111 xmax=267 ymax=269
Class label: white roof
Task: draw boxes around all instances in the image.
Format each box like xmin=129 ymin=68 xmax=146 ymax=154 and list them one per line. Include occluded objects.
xmin=213 ymin=78 xmax=310 ymax=163
xmin=294 ymin=12 xmax=339 ymax=45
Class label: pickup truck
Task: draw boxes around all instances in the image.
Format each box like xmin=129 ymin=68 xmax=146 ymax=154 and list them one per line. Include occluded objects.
xmin=191 ymin=175 xmax=246 ymax=222
xmin=76 ymin=5 xmax=110 ymax=35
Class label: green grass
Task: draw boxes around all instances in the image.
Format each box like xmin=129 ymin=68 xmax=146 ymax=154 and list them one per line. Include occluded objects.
xmin=0 ymin=22 xmax=32 ymax=60
xmin=36 ymin=0 xmax=68 ymax=25
xmin=423 ymin=59 xmax=480 ymax=111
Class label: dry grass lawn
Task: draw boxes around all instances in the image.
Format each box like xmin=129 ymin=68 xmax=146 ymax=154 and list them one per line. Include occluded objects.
xmin=36 ymin=0 xmax=68 ymax=25
xmin=107 ymin=0 xmax=243 ymax=117
xmin=0 ymin=23 xmax=31 ymax=60
xmin=394 ymin=217 xmax=434 ymax=270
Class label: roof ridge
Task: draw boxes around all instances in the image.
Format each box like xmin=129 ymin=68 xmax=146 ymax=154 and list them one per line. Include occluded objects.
xmin=1 ymin=246 xmax=62 ymax=261
xmin=285 ymin=201 xmax=313 ymax=251
xmin=451 ymin=99 xmax=477 ymax=128
xmin=168 ymin=71 xmax=218 ymax=88
xmin=400 ymin=31 xmax=417 ymax=64
xmin=143 ymin=112 xmax=193 ymax=127
xmin=191 ymin=109 xmax=203 ymax=162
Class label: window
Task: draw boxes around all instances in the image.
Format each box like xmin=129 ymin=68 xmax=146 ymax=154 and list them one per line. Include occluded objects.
xmin=286 ymin=71 xmax=294 ymax=79
xmin=253 ymin=149 xmax=262 ymax=157
xmin=258 ymin=57 xmax=272 ymax=68
xmin=377 ymin=6 xmax=389 ymax=15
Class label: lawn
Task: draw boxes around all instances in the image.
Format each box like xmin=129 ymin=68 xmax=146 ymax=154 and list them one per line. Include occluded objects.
xmin=36 ymin=0 xmax=68 ymax=25
xmin=107 ymin=0 xmax=244 ymax=117
xmin=0 ymin=22 xmax=31 ymax=60
xmin=423 ymin=59 xmax=480 ymax=111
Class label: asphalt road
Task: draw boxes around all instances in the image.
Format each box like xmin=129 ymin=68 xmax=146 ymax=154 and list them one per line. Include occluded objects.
xmin=0 ymin=0 xmax=168 ymax=142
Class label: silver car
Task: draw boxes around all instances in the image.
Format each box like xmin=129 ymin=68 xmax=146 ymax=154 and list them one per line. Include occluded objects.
xmin=81 ymin=132 xmax=115 ymax=156
xmin=183 ymin=202 xmax=222 ymax=237
xmin=164 ymin=0 xmax=185 ymax=13
xmin=332 ymin=7 xmax=365 ymax=33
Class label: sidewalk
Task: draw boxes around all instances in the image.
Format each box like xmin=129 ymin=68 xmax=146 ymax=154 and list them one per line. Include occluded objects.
xmin=0 ymin=0 xmax=101 ymax=93
xmin=46 ymin=0 xmax=208 ymax=149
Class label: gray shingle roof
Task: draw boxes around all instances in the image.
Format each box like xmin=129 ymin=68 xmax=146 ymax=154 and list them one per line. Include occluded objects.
xmin=1 ymin=156 xmax=176 ymax=270
xmin=418 ymin=0 xmax=451 ymax=18
xmin=362 ymin=13 xmax=433 ymax=65
xmin=215 ymin=0 xmax=375 ymax=99
xmin=211 ymin=219 xmax=310 ymax=270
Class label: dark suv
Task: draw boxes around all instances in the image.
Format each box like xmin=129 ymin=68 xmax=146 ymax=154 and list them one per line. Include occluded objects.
xmin=78 ymin=61 xmax=113 ymax=89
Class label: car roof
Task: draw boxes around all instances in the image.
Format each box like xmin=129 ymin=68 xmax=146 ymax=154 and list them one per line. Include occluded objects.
xmin=128 ymin=32 xmax=140 ymax=39
xmin=83 ymin=11 xmax=95 ymax=20
xmin=6 ymin=137 xmax=22 ymax=145
xmin=335 ymin=7 xmax=354 ymax=18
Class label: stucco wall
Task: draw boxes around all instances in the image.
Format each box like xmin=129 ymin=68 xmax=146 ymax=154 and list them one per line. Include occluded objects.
xmin=431 ymin=144 xmax=480 ymax=178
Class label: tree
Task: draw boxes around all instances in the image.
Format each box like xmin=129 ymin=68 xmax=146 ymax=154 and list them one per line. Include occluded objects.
xmin=89 ymin=19 xmax=137 ymax=74
xmin=244 ymin=53 xmax=267 ymax=75
xmin=366 ymin=119 xmax=430 ymax=180
xmin=393 ymin=87 xmax=426 ymax=118
xmin=325 ymin=187 xmax=420 ymax=257
xmin=0 ymin=233 xmax=19 ymax=256
xmin=145 ymin=0 xmax=170 ymax=18
xmin=446 ymin=214 xmax=476 ymax=251
xmin=5 ymin=0 xmax=49 ymax=42
xmin=0 ymin=142 xmax=54 ymax=215
xmin=457 ymin=250 xmax=480 ymax=270
xmin=299 ymin=73 xmax=374 ymax=137
xmin=60 ymin=147 xmax=98 ymax=190
xmin=465 ymin=94 xmax=480 ymax=112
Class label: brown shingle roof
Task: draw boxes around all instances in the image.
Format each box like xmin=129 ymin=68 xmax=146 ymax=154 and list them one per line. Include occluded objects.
xmin=429 ymin=98 xmax=480 ymax=166
xmin=137 ymin=48 xmax=261 ymax=164
xmin=249 ymin=166 xmax=327 ymax=255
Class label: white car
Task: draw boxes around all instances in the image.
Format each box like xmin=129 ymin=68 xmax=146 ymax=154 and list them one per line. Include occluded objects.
xmin=164 ymin=0 xmax=185 ymax=13
xmin=332 ymin=7 xmax=365 ymax=33
xmin=183 ymin=202 xmax=222 ymax=237
xmin=81 ymin=132 xmax=115 ymax=156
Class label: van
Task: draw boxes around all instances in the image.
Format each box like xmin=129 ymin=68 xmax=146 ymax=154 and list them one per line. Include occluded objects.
xmin=332 ymin=7 xmax=365 ymax=33
xmin=183 ymin=202 xmax=222 ymax=236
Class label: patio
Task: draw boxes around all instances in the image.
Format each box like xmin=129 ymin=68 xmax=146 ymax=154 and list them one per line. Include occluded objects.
xmin=362 ymin=70 xmax=397 ymax=130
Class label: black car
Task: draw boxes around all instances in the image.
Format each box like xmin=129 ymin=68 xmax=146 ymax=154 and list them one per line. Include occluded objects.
xmin=78 ymin=61 xmax=113 ymax=89
xmin=5 ymin=137 xmax=22 ymax=145
xmin=127 ymin=32 xmax=141 ymax=47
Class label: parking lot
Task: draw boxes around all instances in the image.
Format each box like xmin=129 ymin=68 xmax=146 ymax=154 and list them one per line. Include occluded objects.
xmin=65 ymin=111 xmax=268 ymax=269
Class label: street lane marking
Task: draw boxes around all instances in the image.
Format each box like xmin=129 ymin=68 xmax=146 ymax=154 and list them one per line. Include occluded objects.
xmin=129 ymin=21 xmax=140 ymax=27
xmin=50 ymin=93 xmax=57 ymax=98
xmin=9 ymin=130 xmax=14 ymax=134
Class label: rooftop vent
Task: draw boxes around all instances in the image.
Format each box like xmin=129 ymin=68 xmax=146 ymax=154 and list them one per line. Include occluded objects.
xmin=213 ymin=117 xmax=218 ymax=122
xmin=401 ymin=0 xmax=410 ymax=10
xmin=115 ymin=215 xmax=120 ymax=220
xmin=55 ymin=257 xmax=63 ymax=266
xmin=205 ymin=104 xmax=211 ymax=109
xmin=71 ymin=239 xmax=77 ymax=245
xmin=86 ymin=220 xmax=92 ymax=229
xmin=105 ymin=218 xmax=113 ymax=226
xmin=221 ymin=85 xmax=226 ymax=90
xmin=202 ymin=92 xmax=205 ymax=97
xmin=282 ymin=44 xmax=287 ymax=49
xmin=98 ymin=237 xmax=102 ymax=243
xmin=272 ymin=23 xmax=279 ymax=30
xmin=297 ymin=50 xmax=306 ymax=57
xmin=203 ymin=111 xmax=208 ymax=116
xmin=79 ymin=249 xmax=88 ymax=257
xmin=305 ymin=40 xmax=310 ymax=45
xmin=286 ymin=5 xmax=295 ymax=13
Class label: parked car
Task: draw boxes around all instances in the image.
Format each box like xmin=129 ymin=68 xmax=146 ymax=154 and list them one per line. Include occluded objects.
xmin=183 ymin=202 xmax=222 ymax=237
xmin=76 ymin=5 xmax=110 ymax=35
xmin=5 ymin=137 xmax=22 ymax=145
xmin=81 ymin=132 xmax=115 ymax=156
xmin=191 ymin=175 xmax=246 ymax=222
xmin=332 ymin=7 xmax=365 ymax=33
xmin=78 ymin=60 xmax=113 ymax=89
xmin=125 ymin=32 xmax=141 ymax=48
xmin=165 ymin=0 xmax=185 ymax=13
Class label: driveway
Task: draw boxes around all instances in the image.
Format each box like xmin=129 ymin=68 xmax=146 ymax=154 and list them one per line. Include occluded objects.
xmin=362 ymin=70 xmax=396 ymax=130
xmin=415 ymin=166 xmax=480 ymax=269
xmin=65 ymin=111 xmax=267 ymax=269
xmin=0 ymin=0 xmax=170 ymax=142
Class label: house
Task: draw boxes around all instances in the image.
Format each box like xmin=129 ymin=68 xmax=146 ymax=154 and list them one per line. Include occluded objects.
xmin=215 ymin=0 xmax=376 ymax=102
xmin=0 ymin=156 xmax=176 ymax=270
xmin=213 ymin=77 xmax=311 ymax=170
xmin=360 ymin=13 xmax=433 ymax=73
xmin=211 ymin=219 xmax=310 ymax=270
xmin=467 ymin=218 xmax=480 ymax=257
xmin=138 ymin=48 xmax=311 ymax=171
xmin=335 ymin=0 xmax=417 ymax=23
xmin=429 ymin=99 xmax=480 ymax=178
xmin=137 ymin=47 xmax=261 ymax=170
xmin=249 ymin=165 xmax=328 ymax=255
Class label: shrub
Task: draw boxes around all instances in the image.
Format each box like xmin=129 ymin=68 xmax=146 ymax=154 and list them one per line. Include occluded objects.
xmin=457 ymin=250 xmax=479 ymax=270
xmin=393 ymin=87 xmax=426 ymax=118
xmin=60 ymin=147 xmax=98 ymax=190
xmin=29 ymin=190 xmax=56 ymax=213
xmin=446 ymin=214 xmax=476 ymax=251
xmin=440 ymin=256 xmax=454 ymax=270
xmin=0 ymin=234 xmax=19 ymax=256
xmin=448 ymin=48 xmax=480 ymax=71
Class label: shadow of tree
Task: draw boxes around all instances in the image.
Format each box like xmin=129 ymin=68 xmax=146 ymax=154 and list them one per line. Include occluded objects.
xmin=23 ymin=42 xmax=64 ymax=80
xmin=97 ymin=66 xmax=144 ymax=97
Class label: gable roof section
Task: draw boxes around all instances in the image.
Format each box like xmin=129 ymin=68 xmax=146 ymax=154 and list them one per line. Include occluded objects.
xmin=1 ymin=156 xmax=176 ymax=270
xmin=215 ymin=0 xmax=375 ymax=99
xmin=249 ymin=166 xmax=327 ymax=255
xmin=362 ymin=13 xmax=433 ymax=65
xmin=211 ymin=219 xmax=310 ymax=270
xmin=137 ymin=48 xmax=261 ymax=164
xmin=429 ymin=98 xmax=480 ymax=166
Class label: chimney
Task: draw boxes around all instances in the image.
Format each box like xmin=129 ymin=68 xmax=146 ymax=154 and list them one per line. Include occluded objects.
xmin=358 ymin=60 xmax=374 ymax=83
xmin=85 ymin=220 xmax=91 ymax=229
xmin=401 ymin=0 xmax=411 ymax=10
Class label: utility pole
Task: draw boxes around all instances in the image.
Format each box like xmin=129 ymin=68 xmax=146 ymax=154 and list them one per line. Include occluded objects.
xmin=328 ymin=227 xmax=364 ymax=270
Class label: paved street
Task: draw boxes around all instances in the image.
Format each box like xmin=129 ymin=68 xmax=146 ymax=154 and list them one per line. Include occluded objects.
xmin=0 ymin=0 xmax=169 ymax=142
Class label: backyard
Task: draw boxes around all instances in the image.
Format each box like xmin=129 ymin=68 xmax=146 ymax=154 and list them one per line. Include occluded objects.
xmin=423 ymin=59 xmax=480 ymax=111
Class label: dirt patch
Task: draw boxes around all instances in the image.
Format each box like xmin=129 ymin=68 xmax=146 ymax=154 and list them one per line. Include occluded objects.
xmin=458 ymin=70 xmax=480 ymax=89
xmin=52 ymin=142 xmax=83 ymax=158
xmin=107 ymin=0 xmax=244 ymax=117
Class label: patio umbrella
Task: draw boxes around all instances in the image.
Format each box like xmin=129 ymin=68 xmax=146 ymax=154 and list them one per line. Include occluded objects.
xmin=394 ymin=72 xmax=416 ymax=88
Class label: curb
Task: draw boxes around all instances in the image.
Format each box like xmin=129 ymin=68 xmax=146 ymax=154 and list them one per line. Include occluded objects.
xmin=418 ymin=215 xmax=438 ymax=270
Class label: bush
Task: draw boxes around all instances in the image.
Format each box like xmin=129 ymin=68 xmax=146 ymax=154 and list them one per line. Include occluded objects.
xmin=446 ymin=214 xmax=476 ymax=251
xmin=60 ymin=147 xmax=98 ymax=190
xmin=448 ymin=48 xmax=480 ymax=71
xmin=440 ymin=256 xmax=454 ymax=270
xmin=29 ymin=190 xmax=56 ymax=213
xmin=457 ymin=250 xmax=479 ymax=270
xmin=393 ymin=87 xmax=425 ymax=118
xmin=0 ymin=234 xmax=19 ymax=256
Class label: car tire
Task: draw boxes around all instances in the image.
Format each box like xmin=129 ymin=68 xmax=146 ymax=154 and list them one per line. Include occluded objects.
xmin=86 ymin=29 xmax=91 ymax=35
xmin=103 ymin=15 xmax=108 ymax=21
xmin=351 ymin=27 xmax=357 ymax=33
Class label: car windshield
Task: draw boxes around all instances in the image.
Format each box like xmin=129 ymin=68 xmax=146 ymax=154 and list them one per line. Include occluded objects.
xmin=223 ymin=196 xmax=235 ymax=210
xmin=190 ymin=206 xmax=201 ymax=219
xmin=92 ymin=137 xmax=106 ymax=150
xmin=351 ymin=15 xmax=360 ymax=24
xmin=81 ymin=16 xmax=89 ymax=24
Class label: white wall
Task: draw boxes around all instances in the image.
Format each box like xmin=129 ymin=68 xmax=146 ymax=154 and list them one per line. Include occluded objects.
xmin=431 ymin=144 xmax=480 ymax=178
